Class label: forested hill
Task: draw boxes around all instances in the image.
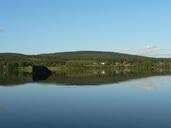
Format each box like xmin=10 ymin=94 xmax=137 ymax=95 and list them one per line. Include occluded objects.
xmin=0 ymin=51 xmax=170 ymax=67
xmin=0 ymin=51 xmax=150 ymax=60
xmin=38 ymin=51 xmax=148 ymax=59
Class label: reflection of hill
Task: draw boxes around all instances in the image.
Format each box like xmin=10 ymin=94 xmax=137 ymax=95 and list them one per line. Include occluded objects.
xmin=43 ymin=70 xmax=171 ymax=85
xmin=0 ymin=69 xmax=171 ymax=86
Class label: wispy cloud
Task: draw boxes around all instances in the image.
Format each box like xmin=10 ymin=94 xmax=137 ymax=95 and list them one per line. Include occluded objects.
xmin=150 ymin=53 xmax=171 ymax=58
xmin=120 ymin=48 xmax=133 ymax=53
xmin=120 ymin=45 xmax=161 ymax=56
xmin=135 ymin=45 xmax=160 ymax=56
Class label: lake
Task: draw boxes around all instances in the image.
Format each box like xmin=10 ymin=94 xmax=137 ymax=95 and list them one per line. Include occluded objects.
xmin=0 ymin=71 xmax=171 ymax=128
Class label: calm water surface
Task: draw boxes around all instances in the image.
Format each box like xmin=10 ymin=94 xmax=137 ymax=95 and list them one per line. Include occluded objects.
xmin=0 ymin=76 xmax=171 ymax=128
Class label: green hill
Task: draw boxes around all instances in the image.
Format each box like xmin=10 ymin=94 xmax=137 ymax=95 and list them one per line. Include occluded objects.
xmin=0 ymin=51 xmax=170 ymax=68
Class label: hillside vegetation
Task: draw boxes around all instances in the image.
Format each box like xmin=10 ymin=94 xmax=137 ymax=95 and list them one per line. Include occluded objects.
xmin=0 ymin=51 xmax=171 ymax=72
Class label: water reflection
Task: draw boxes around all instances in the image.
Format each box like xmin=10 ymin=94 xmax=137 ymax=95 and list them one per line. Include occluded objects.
xmin=138 ymin=78 xmax=157 ymax=90
xmin=1 ymin=72 xmax=171 ymax=128
xmin=0 ymin=68 xmax=171 ymax=86
xmin=32 ymin=65 xmax=52 ymax=81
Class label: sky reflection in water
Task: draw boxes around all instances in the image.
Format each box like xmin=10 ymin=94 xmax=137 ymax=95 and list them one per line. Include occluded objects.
xmin=0 ymin=76 xmax=171 ymax=128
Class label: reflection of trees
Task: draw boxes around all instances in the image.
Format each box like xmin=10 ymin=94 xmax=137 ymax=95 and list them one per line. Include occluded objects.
xmin=44 ymin=69 xmax=171 ymax=85
xmin=0 ymin=68 xmax=171 ymax=86
xmin=0 ymin=71 xmax=32 ymax=86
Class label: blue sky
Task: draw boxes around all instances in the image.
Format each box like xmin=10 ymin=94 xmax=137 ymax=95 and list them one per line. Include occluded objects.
xmin=0 ymin=0 xmax=171 ymax=57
